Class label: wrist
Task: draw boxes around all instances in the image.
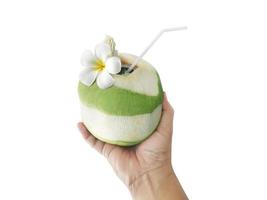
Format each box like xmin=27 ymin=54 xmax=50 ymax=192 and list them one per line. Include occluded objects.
xmin=129 ymin=164 xmax=187 ymax=200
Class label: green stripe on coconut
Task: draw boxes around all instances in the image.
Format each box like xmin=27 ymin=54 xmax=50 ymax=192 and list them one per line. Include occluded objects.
xmin=78 ymin=79 xmax=163 ymax=116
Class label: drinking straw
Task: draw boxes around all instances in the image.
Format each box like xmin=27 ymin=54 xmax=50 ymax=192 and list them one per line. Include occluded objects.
xmin=126 ymin=26 xmax=187 ymax=73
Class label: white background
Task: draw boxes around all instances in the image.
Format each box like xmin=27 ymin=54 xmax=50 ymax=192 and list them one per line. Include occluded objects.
xmin=0 ymin=0 xmax=266 ymax=199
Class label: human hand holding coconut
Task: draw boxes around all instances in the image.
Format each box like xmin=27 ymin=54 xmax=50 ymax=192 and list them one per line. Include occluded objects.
xmin=78 ymin=93 xmax=188 ymax=200
xmin=77 ymin=29 xmax=187 ymax=199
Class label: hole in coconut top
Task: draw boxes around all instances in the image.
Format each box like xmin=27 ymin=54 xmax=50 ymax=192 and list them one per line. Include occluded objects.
xmin=118 ymin=64 xmax=134 ymax=75
xmin=118 ymin=55 xmax=139 ymax=75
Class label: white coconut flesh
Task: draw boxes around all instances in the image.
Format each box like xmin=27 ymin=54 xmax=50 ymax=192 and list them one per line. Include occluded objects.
xmin=78 ymin=54 xmax=163 ymax=146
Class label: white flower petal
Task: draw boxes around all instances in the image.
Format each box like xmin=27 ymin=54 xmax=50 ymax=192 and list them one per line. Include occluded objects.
xmin=105 ymin=57 xmax=121 ymax=74
xmin=96 ymin=70 xmax=114 ymax=89
xmin=95 ymin=43 xmax=112 ymax=62
xmin=81 ymin=50 xmax=98 ymax=68
xmin=79 ymin=68 xmax=98 ymax=86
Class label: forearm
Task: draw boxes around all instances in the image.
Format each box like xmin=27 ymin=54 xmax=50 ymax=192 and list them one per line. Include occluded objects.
xmin=129 ymin=165 xmax=188 ymax=200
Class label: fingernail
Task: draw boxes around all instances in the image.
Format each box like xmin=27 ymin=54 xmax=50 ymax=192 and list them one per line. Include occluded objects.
xmin=77 ymin=122 xmax=83 ymax=130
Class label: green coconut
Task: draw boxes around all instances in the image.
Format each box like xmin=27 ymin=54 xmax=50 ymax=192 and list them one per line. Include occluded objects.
xmin=78 ymin=53 xmax=163 ymax=146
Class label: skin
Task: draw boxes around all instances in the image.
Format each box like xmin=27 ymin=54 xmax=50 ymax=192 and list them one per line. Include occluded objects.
xmin=77 ymin=93 xmax=188 ymax=200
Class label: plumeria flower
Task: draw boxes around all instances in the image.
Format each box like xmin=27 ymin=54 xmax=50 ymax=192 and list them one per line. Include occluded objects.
xmin=79 ymin=42 xmax=121 ymax=89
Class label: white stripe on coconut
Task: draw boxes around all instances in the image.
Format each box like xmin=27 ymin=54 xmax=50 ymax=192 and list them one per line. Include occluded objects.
xmin=113 ymin=54 xmax=160 ymax=96
xmin=80 ymin=103 xmax=162 ymax=144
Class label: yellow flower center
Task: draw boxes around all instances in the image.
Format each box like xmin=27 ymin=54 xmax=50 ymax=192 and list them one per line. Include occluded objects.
xmin=95 ymin=60 xmax=105 ymax=71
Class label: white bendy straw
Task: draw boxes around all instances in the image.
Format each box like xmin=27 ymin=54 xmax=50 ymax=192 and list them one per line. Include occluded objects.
xmin=126 ymin=26 xmax=187 ymax=73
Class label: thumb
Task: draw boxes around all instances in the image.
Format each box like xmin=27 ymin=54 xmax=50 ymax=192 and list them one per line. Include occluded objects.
xmin=157 ymin=92 xmax=174 ymax=134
